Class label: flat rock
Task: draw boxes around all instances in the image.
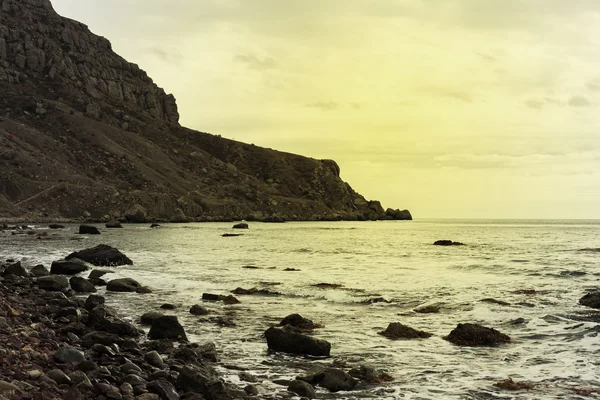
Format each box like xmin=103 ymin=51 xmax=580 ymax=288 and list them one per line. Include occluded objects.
xmin=378 ymin=323 xmax=432 ymax=339
xmin=79 ymin=225 xmax=101 ymax=235
xmin=66 ymin=244 xmax=133 ymax=266
xmin=433 ymin=240 xmax=464 ymax=246
xmin=264 ymin=326 xmax=331 ymax=357
xmin=51 ymin=259 xmax=89 ymax=275
xmin=37 ymin=275 xmax=69 ymax=291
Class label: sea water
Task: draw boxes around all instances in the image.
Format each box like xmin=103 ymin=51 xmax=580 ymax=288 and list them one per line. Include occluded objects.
xmin=2 ymin=219 xmax=600 ymax=399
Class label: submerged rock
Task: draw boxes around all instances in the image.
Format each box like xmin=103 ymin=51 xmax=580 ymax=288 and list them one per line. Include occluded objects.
xmin=579 ymin=291 xmax=600 ymax=309
xmin=379 ymin=323 xmax=432 ymax=339
xmin=299 ymin=367 xmax=358 ymax=392
xmin=66 ymin=244 xmax=133 ymax=266
xmin=445 ymin=323 xmax=510 ymax=346
xmin=264 ymin=326 xmax=331 ymax=357
xmin=148 ymin=316 xmax=187 ymax=341
xmin=433 ymin=240 xmax=464 ymax=246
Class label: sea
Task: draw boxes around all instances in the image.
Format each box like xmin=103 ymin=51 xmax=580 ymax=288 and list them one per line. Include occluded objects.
xmin=2 ymin=219 xmax=600 ymax=399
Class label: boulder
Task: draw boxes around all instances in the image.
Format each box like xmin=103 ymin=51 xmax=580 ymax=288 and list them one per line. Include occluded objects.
xmin=84 ymin=295 xmax=105 ymax=311
xmin=48 ymin=224 xmax=65 ymax=229
xmin=89 ymin=269 xmax=113 ymax=279
xmin=144 ymin=351 xmax=166 ymax=368
xmin=106 ymin=278 xmax=142 ymax=292
xmin=177 ymin=366 xmax=231 ymax=399
xmin=105 ymin=220 xmax=123 ymax=228
xmin=66 ymin=244 xmax=133 ymax=266
xmin=37 ymin=275 xmax=69 ymax=291
xmin=30 ymin=264 xmax=50 ymax=277
xmin=280 ymin=314 xmax=319 ymax=330
xmin=81 ymin=331 xmax=122 ymax=348
xmin=147 ymin=379 xmax=179 ymax=400
xmin=299 ymin=367 xmax=357 ymax=392
xmin=79 ymin=225 xmax=101 ymax=235
xmin=232 ymin=223 xmax=249 ymax=229
xmin=190 ymin=305 xmax=209 ymax=316
xmin=160 ymin=303 xmax=176 ymax=310
xmin=151 ymin=223 xmax=161 ymax=228
xmin=264 ymin=326 xmax=331 ymax=357
xmin=445 ymin=323 xmax=510 ymax=346
xmin=125 ymin=204 xmax=147 ymax=223
xmin=47 ymin=369 xmax=71 ymax=385
xmin=51 ymin=259 xmax=89 ymax=275
xmin=141 ymin=311 xmax=165 ymax=325
xmin=288 ymin=380 xmax=316 ymax=399
xmin=69 ymin=277 xmax=97 ymax=293
xmin=378 ymin=323 xmax=432 ymax=339
xmin=148 ymin=316 xmax=187 ymax=341
xmin=433 ymin=240 xmax=464 ymax=246
xmin=579 ymin=292 xmax=600 ymax=309
xmin=3 ymin=262 xmax=29 ymax=277
xmin=53 ymin=346 xmax=85 ymax=363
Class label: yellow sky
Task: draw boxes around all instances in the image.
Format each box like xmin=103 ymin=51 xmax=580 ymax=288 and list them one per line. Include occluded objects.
xmin=52 ymin=0 xmax=600 ymax=218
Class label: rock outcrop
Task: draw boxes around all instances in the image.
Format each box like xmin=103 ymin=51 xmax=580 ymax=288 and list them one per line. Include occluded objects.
xmin=0 ymin=0 xmax=411 ymax=222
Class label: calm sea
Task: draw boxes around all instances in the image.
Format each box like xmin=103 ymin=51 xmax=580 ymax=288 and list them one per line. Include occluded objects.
xmin=2 ymin=219 xmax=600 ymax=399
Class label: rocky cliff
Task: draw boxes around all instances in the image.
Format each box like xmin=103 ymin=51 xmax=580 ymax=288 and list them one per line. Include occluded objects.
xmin=0 ymin=0 xmax=411 ymax=222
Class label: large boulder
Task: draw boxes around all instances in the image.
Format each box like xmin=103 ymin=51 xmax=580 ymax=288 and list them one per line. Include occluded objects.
xmin=66 ymin=245 xmax=133 ymax=266
xmin=69 ymin=277 xmax=97 ymax=293
xmin=299 ymin=367 xmax=358 ymax=392
xmin=79 ymin=225 xmax=101 ymax=235
xmin=264 ymin=326 xmax=331 ymax=357
xmin=37 ymin=276 xmax=69 ymax=291
xmin=445 ymin=323 xmax=510 ymax=346
xmin=106 ymin=278 xmax=142 ymax=292
xmin=125 ymin=204 xmax=148 ymax=223
xmin=579 ymin=292 xmax=600 ymax=309
xmin=378 ymin=323 xmax=432 ymax=339
xmin=51 ymin=259 xmax=89 ymax=275
xmin=148 ymin=316 xmax=187 ymax=341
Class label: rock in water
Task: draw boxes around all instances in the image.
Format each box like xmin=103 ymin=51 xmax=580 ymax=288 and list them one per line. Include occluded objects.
xmin=69 ymin=276 xmax=97 ymax=293
xmin=433 ymin=240 xmax=464 ymax=246
xmin=299 ymin=367 xmax=358 ymax=392
xmin=141 ymin=311 xmax=165 ymax=325
xmin=37 ymin=275 xmax=69 ymax=291
xmin=148 ymin=316 xmax=187 ymax=341
xmin=66 ymin=244 xmax=133 ymax=266
xmin=51 ymin=259 xmax=89 ymax=275
xmin=3 ymin=262 xmax=29 ymax=277
xmin=288 ymin=380 xmax=316 ymax=398
xmin=79 ymin=225 xmax=101 ymax=235
xmin=264 ymin=326 xmax=331 ymax=357
xmin=189 ymin=305 xmax=209 ymax=316
xmin=445 ymin=323 xmax=510 ymax=346
xmin=105 ymin=220 xmax=123 ymax=228
xmin=30 ymin=264 xmax=50 ymax=277
xmin=106 ymin=278 xmax=142 ymax=292
xmin=579 ymin=291 xmax=600 ymax=309
xmin=280 ymin=313 xmax=319 ymax=330
xmin=378 ymin=323 xmax=432 ymax=339
xmin=232 ymin=223 xmax=249 ymax=229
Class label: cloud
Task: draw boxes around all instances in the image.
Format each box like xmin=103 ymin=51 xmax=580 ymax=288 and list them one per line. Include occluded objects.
xmin=568 ymin=96 xmax=592 ymax=107
xmin=444 ymin=91 xmax=474 ymax=103
xmin=234 ymin=54 xmax=277 ymax=71
xmin=305 ymin=101 xmax=340 ymax=111
xmin=525 ymin=99 xmax=544 ymax=110
xmin=586 ymin=82 xmax=600 ymax=92
xmin=149 ymin=47 xmax=183 ymax=64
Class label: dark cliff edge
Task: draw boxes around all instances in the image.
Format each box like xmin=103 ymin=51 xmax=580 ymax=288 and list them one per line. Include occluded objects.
xmin=0 ymin=0 xmax=411 ymax=223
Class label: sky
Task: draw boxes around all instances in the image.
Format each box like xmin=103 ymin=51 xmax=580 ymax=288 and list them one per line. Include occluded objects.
xmin=51 ymin=0 xmax=600 ymax=219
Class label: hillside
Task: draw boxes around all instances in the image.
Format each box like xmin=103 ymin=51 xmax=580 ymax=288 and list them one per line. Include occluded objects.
xmin=0 ymin=0 xmax=411 ymax=222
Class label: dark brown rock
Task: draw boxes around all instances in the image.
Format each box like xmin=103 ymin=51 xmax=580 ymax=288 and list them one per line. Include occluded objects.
xmin=378 ymin=323 xmax=432 ymax=339
xmin=264 ymin=326 xmax=331 ymax=357
xmin=66 ymin=245 xmax=133 ymax=266
xmin=148 ymin=316 xmax=187 ymax=341
xmin=445 ymin=323 xmax=511 ymax=346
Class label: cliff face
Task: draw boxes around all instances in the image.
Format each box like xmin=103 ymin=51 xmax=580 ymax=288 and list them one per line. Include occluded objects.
xmin=0 ymin=0 xmax=411 ymax=222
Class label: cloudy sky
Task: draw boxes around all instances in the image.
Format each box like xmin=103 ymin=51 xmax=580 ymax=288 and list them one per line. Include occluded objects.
xmin=52 ymin=0 xmax=600 ymax=219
